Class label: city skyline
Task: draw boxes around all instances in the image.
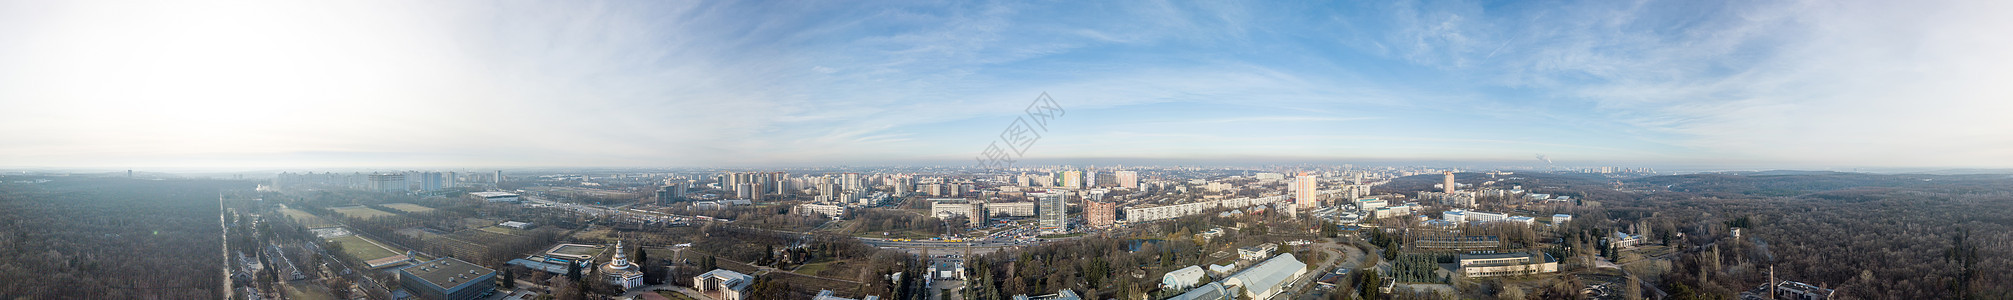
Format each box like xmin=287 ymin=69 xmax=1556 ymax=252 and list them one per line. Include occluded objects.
xmin=3 ymin=0 xmax=2010 ymax=170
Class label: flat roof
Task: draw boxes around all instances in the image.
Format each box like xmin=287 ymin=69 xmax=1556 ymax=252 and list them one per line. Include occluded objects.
xmin=471 ymin=192 xmax=519 ymax=197
xmin=401 ymin=257 xmax=494 ymax=292
xmin=1458 ymin=253 xmax=1532 ymax=261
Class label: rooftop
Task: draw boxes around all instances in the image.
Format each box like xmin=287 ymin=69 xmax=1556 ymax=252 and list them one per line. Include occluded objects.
xmin=1223 ymin=253 xmax=1306 ymax=297
xmin=401 ymin=257 xmax=495 ymax=291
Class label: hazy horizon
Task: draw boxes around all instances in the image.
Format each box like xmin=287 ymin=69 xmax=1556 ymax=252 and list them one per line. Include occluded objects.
xmin=4 ymin=0 xmax=2010 ymax=170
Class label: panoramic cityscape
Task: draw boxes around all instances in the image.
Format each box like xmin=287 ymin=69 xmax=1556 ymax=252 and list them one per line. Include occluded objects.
xmin=2 ymin=1 xmax=2011 ymax=300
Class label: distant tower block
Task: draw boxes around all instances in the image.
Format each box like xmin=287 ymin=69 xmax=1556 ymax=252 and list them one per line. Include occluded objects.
xmin=1294 ymin=173 xmax=1319 ymax=211
xmin=1443 ymin=171 xmax=1456 ymax=193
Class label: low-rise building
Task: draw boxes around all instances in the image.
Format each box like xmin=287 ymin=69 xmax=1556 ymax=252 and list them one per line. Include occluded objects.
xmin=1207 ymin=263 xmax=1238 ymax=277
xmin=984 ymin=202 xmax=1037 ymax=217
xmin=498 ymin=221 xmax=534 ymax=230
xmin=814 ymin=290 xmax=881 ymax=300
xmin=1610 ymin=231 xmax=1643 ymax=248
xmin=1237 ymin=244 xmax=1278 ymax=260
xmin=1222 ymin=253 xmax=1308 ymax=300
xmin=930 ymin=199 xmax=986 ymax=220
xmin=1354 ymin=198 xmax=1387 ymax=211
xmin=1168 ymin=282 xmax=1229 ymax=300
xmin=1196 ymin=227 xmax=1227 ymax=241
xmin=693 ymin=269 xmax=755 ymax=300
xmin=1161 ymin=265 xmax=1207 ymax=291
xmin=1739 ymin=280 xmax=1836 ymax=300
xmin=1456 ymin=252 xmax=1557 ymax=277
xmin=397 ymin=257 xmax=495 ymax=300
xmin=471 ymin=192 xmax=519 ymax=203
xmin=932 ymin=261 xmax=966 ymax=281
xmin=797 ymin=202 xmax=848 ymax=219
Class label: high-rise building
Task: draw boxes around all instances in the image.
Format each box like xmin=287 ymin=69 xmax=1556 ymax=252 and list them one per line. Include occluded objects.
xmin=1295 ymin=173 xmax=1318 ymax=210
xmin=418 ymin=172 xmax=445 ymax=192
xmin=1062 ymin=171 xmax=1084 ymax=189
xmin=1084 ymin=170 xmax=1097 ymax=187
xmin=368 ymin=173 xmax=408 ymax=193
xmin=1086 ymin=201 xmax=1116 ymax=228
xmin=656 ymin=184 xmax=687 ymax=204
xmin=1038 ymin=191 xmax=1068 ymax=234
xmin=842 ymin=173 xmax=862 ymax=192
xmin=494 ymin=170 xmax=504 ymax=185
xmin=1116 ymin=171 xmax=1139 ymax=189
xmin=1443 ymin=171 xmax=1456 ymax=193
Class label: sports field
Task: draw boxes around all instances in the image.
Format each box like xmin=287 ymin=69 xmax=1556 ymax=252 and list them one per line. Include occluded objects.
xmin=330 ymin=206 xmax=398 ymax=219
xmin=479 ymin=225 xmax=523 ymax=235
xmin=281 ymin=208 xmax=336 ymax=228
xmin=380 ymin=203 xmax=435 ymax=213
xmin=328 ymin=235 xmax=399 ymax=261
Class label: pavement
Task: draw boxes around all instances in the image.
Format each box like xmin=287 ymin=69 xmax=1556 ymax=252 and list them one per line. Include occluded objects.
xmin=617 ymin=284 xmax=711 ymax=300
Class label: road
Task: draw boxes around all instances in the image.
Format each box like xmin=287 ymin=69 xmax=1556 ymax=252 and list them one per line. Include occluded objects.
xmin=218 ymin=194 xmax=234 ymax=300
xmin=1285 ymin=241 xmax=1358 ymax=299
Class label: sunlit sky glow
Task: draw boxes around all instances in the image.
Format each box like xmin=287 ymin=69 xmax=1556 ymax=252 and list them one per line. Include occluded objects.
xmin=2 ymin=0 xmax=2010 ymax=170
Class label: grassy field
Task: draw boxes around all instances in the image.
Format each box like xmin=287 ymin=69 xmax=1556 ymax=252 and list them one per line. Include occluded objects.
xmin=794 ymin=261 xmax=836 ymax=275
xmin=479 ymin=226 xmax=523 ymax=235
xmin=380 ymin=203 xmax=435 ymax=213
xmin=570 ymin=227 xmax=615 ymax=242
xmin=657 ymin=291 xmax=699 ymax=300
xmin=328 ymin=235 xmax=399 ymax=261
xmin=330 ymin=206 xmax=398 ymax=219
xmin=281 ymin=208 xmax=336 ymax=228
xmin=552 ymin=244 xmax=603 ymax=257
xmin=283 ymin=282 xmax=337 ymax=300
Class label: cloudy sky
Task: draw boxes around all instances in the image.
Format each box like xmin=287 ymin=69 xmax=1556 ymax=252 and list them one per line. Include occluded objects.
xmin=1 ymin=0 xmax=2009 ymax=170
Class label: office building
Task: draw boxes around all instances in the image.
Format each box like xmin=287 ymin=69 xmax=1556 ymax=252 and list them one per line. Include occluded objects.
xmin=984 ymin=202 xmax=1037 ymax=217
xmin=930 ymin=199 xmax=985 ymax=219
xmin=397 ymin=257 xmax=496 ymax=300
xmin=1038 ymin=192 xmax=1068 ymax=234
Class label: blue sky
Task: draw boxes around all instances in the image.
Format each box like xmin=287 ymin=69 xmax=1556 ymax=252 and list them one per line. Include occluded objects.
xmin=1 ymin=0 xmax=2010 ymax=169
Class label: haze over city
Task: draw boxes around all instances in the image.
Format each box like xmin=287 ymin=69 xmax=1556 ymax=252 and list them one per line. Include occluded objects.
xmin=3 ymin=0 xmax=2009 ymax=170
xmin=7 ymin=1 xmax=2013 ymax=300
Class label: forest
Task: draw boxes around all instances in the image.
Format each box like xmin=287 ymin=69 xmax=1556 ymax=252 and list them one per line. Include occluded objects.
xmin=1604 ymin=172 xmax=2013 ymax=299
xmin=0 ymin=176 xmax=254 ymax=298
